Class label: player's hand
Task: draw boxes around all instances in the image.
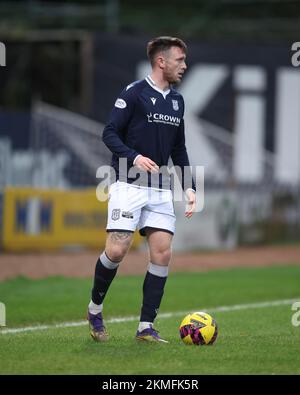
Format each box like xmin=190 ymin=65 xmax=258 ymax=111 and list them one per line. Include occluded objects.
xmin=135 ymin=156 xmax=159 ymax=173
xmin=185 ymin=189 xmax=196 ymax=218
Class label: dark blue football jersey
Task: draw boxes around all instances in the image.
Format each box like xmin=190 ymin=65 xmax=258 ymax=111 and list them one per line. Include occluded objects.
xmin=102 ymin=76 xmax=195 ymax=191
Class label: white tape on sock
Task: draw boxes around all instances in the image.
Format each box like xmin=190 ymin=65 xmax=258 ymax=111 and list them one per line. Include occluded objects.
xmin=100 ymin=252 xmax=120 ymax=270
xmin=138 ymin=321 xmax=153 ymax=332
xmin=148 ymin=262 xmax=169 ymax=277
xmin=88 ymin=301 xmax=103 ymax=314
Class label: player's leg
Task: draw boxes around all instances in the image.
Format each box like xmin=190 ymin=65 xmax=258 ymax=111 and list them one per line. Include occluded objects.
xmin=88 ymin=181 xmax=143 ymax=342
xmin=88 ymin=231 xmax=133 ymax=342
xmin=90 ymin=231 xmax=133 ymax=309
xmin=136 ymin=228 xmax=172 ymax=343
xmin=91 ymin=231 xmax=133 ymax=311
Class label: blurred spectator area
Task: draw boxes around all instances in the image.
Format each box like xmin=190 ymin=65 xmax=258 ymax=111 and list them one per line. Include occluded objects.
xmin=0 ymin=0 xmax=300 ymax=39
xmin=1 ymin=0 xmax=300 ymax=113
xmin=0 ymin=112 xmax=30 ymax=148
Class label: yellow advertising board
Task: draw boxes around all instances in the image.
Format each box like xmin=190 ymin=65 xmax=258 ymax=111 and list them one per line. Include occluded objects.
xmin=2 ymin=188 xmax=141 ymax=251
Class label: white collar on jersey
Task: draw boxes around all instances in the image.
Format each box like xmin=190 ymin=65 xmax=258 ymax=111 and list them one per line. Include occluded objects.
xmin=145 ymin=75 xmax=170 ymax=99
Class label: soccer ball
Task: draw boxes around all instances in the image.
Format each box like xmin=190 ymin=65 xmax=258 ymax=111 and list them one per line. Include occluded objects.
xmin=179 ymin=311 xmax=218 ymax=345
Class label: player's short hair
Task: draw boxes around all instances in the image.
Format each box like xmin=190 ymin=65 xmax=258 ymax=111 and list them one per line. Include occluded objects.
xmin=147 ymin=36 xmax=187 ymax=66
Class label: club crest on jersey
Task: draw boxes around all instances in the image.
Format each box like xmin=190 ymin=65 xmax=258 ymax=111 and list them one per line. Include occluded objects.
xmin=111 ymin=209 xmax=121 ymax=221
xmin=172 ymin=99 xmax=179 ymax=111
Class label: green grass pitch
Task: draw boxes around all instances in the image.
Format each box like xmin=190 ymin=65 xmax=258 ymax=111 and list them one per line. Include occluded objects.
xmin=0 ymin=265 xmax=299 ymax=375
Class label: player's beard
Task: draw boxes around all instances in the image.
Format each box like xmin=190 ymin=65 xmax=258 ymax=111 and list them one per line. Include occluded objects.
xmin=165 ymin=70 xmax=181 ymax=85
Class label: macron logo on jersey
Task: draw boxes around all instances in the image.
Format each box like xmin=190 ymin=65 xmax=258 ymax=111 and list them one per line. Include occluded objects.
xmin=150 ymin=97 xmax=157 ymax=105
xmin=115 ymin=98 xmax=127 ymax=109
xmin=147 ymin=112 xmax=181 ymax=127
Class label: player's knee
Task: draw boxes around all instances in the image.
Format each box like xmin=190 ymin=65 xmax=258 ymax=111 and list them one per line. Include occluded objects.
xmin=105 ymin=243 xmax=129 ymax=262
xmin=152 ymin=247 xmax=172 ymax=265
xmin=105 ymin=232 xmax=133 ymax=262
xmin=106 ymin=245 xmax=127 ymax=262
xmin=162 ymin=248 xmax=172 ymax=264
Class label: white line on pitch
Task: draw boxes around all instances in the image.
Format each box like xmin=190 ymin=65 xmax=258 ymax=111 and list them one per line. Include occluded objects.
xmin=0 ymin=298 xmax=299 ymax=335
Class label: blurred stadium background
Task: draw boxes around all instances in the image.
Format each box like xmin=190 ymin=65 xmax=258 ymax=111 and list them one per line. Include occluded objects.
xmin=0 ymin=0 xmax=300 ymax=272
